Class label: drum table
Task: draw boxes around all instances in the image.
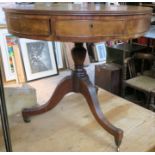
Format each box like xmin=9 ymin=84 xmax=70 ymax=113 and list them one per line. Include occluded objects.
xmin=3 ymin=3 xmax=152 ymax=151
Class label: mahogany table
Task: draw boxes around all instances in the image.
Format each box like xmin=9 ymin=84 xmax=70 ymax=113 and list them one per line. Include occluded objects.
xmin=3 ymin=3 xmax=152 ymax=151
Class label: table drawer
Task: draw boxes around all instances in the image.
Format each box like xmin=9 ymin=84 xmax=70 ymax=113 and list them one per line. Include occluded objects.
xmin=7 ymin=14 xmax=51 ymax=36
xmin=55 ymin=19 xmax=125 ymax=37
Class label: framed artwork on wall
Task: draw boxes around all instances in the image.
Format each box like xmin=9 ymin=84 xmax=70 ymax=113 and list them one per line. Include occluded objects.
xmin=54 ymin=42 xmax=63 ymax=69
xmin=95 ymin=42 xmax=107 ymax=62
xmin=19 ymin=39 xmax=58 ymax=81
xmin=0 ymin=29 xmax=17 ymax=81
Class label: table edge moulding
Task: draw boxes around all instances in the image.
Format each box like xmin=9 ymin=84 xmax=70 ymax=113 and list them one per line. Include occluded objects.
xmin=3 ymin=3 xmax=152 ymax=152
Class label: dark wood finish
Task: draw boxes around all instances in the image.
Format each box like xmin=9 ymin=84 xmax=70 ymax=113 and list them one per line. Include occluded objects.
xmin=106 ymin=43 xmax=148 ymax=80
xmin=135 ymin=53 xmax=155 ymax=74
xmin=3 ymin=3 xmax=152 ymax=151
xmin=95 ymin=63 xmax=121 ymax=96
xmin=106 ymin=43 xmax=148 ymax=65
xmin=125 ymin=57 xmax=137 ymax=78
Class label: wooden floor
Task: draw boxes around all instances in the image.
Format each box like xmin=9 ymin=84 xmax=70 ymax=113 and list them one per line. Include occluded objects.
xmin=1 ymin=70 xmax=155 ymax=152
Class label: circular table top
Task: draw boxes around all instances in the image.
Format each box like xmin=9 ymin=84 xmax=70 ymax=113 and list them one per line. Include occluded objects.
xmin=3 ymin=3 xmax=153 ymax=42
xmin=3 ymin=3 xmax=152 ymax=15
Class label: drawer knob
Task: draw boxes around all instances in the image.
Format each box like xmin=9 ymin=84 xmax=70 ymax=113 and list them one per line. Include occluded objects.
xmin=89 ymin=24 xmax=93 ymax=28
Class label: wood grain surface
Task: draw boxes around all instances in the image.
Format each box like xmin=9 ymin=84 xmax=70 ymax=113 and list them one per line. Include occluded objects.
xmin=3 ymin=3 xmax=152 ymax=42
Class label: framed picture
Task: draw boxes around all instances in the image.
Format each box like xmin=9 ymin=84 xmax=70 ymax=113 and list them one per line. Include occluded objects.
xmin=54 ymin=42 xmax=63 ymax=69
xmin=0 ymin=29 xmax=17 ymax=81
xmin=95 ymin=42 xmax=107 ymax=62
xmin=19 ymin=39 xmax=58 ymax=81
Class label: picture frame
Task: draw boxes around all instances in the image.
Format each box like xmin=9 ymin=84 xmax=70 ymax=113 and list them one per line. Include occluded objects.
xmin=54 ymin=42 xmax=63 ymax=69
xmin=0 ymin=29 xmax=17 ymax=81
xmin=95 ymin=42 xmax=107 ymax=62
xmin=19 ymin=39 xmax=58 ymax=81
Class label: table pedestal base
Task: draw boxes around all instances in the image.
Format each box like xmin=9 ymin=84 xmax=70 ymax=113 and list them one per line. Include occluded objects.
xmin=22 ymin=43 xmax=123 ymax=151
